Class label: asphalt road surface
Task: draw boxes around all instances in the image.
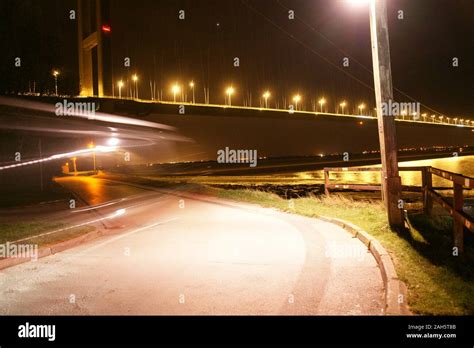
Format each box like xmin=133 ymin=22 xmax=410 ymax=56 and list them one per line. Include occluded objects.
xmin=0 ymin=176 xmax=384 ymax=315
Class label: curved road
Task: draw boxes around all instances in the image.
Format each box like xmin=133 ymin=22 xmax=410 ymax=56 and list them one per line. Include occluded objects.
xmin=0 ymin=176 xmax=383 ymax=315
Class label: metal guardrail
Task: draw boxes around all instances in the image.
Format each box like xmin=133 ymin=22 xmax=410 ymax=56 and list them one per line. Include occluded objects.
xmin=323 ymin=166 xmax=474 ymax=252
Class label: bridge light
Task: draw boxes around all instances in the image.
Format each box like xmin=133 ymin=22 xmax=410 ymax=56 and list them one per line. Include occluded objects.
xmin=263 ymin=91 xmax=270 ymax=108
xmin=318 ymin=98 xmax=326 ymax=113
xmin=226 ymin=86 xmax=235 ymax=106
xmin=189 ymin=81 xmax=195 ymax=103
xmin=171 ymin=84 xmax=180 ymax=94
xmin=132 ymin=74 xmax=139 ymax=99
xmin=171 ymin=84 xmax=181 ymax=102
xmin=358 ymin=103 xmax=365 ymax=115
xmin=339 ymin=101 xmax=347 ymax=114
xmin=117 ymin=80 xmax=124 ymax=98
xmin=292 ymin=94 xmax=301 ymax=111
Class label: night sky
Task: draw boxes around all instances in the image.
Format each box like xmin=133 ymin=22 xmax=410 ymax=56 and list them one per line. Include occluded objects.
xmin=1 ymin=0 xmax=473 ymax=116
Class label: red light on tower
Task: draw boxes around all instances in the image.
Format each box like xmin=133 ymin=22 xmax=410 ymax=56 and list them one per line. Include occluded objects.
xmin=101 ymin=24 xmax=111 ymax=33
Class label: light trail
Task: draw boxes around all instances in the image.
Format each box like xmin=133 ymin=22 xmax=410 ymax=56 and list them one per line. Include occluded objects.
xmin=0 ymin=96 xmax=176 ymax=131
xmin=0 ymin=146 xmax=116 ymax=171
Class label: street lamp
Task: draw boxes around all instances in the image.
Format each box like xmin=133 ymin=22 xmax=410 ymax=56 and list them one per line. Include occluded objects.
xmin=318 ymin=98 xmax=326 ymax=112
xmin=358 ymin=103 xmax=365 ymax=115
xmin=52 ymin=70 xmax=60 ymax=96
xmin=132 ymin=74 xmax=138 ymax=99
xmin=118 ymin=80 xmax=124 ymax=98
xmin=171 ymin=84 xmax=181 ymax=102
xmin=226 ymin=86 xmax=235 ymax=106
xmin=347 ymin=0 xmax=403 ymax=226
xmin=339 ymin=101 xmax=347 ymax=114
xmin=439 ymin=115 xmax=444 ymax=123
xmin=421 ymin=113 xmax=427 ymax=122
xmin=189 ymin=81 xmax=195 ymax=103
xmin=293 ymin=94 xmax=301 ymax=111
xmin=88 ymin=142 xmax=96 ymax=172
xmin=262 ymin=91 xmax=271 ymax=108
xmin=71 ymin=157 xmax=78 ymax=174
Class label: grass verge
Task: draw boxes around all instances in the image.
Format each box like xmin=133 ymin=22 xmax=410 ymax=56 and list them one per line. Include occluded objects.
xmin=0 ymin=222 xmax=95 ymax=247
xmin=0 ymin=182 xmax=72 ymax=208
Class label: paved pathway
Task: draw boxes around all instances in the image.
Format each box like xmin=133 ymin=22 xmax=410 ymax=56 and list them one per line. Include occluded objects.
xmin=0 ymin=177 xmax=383 ymax=315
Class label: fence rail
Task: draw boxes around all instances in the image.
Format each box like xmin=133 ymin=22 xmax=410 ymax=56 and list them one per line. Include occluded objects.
xmin=323 ymin=166 xmax=474 ymax=252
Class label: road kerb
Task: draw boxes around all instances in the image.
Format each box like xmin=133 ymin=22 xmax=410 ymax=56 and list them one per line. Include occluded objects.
xmin=49 ymin=229 xmax=106 ymax=254
xmin=0 ymin=228 xmax=108 ymax=271
xmin=320 ymin=215 xmax=410 ymax=315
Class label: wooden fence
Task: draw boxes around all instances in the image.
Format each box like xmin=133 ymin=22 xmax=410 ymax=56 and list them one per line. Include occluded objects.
xmin=324 ymin=166 xmax=474 ymax=252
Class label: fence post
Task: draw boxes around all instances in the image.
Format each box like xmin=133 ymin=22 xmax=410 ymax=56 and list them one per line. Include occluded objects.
xmin=324 ymin=169 xmax=330 ymax=195
xmin=379 ymin=169 xmax=385 ymax=201
xmin=422 ymin=167 xmax=433 ymax=216
xmin=453 ymin=182 xmax=464 ymax=253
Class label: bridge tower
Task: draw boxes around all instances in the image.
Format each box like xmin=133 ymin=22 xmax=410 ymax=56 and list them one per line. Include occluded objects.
xmin=77 ymin=0 xmax=112 ymax=97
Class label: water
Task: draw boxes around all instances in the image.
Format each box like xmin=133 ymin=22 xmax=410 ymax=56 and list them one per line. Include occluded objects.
xmin=194 ymin=155 xmax=474 ymax=188
xmin=323 ymin=155 xmax=474 ymax=187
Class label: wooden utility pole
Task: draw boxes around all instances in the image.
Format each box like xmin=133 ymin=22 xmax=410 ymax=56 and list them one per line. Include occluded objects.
xmin=369 ymin=0 xmax=403 ymax=228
